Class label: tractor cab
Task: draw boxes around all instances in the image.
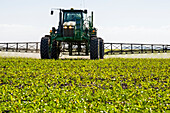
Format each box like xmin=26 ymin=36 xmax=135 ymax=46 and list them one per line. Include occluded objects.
xmin=50 ymin=8 xmax=88 ymax=39
xmin=62 ymin=9 xmax=85 ymax=37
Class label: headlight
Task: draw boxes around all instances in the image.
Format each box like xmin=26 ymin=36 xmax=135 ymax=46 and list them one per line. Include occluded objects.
xmin=63 ymin=26 xmax=67 ymax=29
xmin=69 ymin=26 xmax=74 ymax=29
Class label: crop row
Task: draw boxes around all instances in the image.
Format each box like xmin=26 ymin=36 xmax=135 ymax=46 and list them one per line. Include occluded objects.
xmin=0 ymin=57 xmax=169 ymax=112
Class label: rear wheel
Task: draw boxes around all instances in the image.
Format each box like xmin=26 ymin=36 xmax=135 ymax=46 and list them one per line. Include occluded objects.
xmin=90 ymin=37 xmax=100 ymax=59
xmin=51 ymin=40 xmax=60 ymax=59
xmin=69 ymin=43 xmax=73 ymax=56
xmin=40 ymin=37 xmax=51 ymax=59
xmin=99 ymin=38 xmax=104 ymax=59
xmin=85 ymin=42 xmax=89 ymax=56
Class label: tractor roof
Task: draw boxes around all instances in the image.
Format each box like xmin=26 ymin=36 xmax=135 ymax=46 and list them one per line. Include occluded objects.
xmin=62 ymin=8 xmax=87 ymax=14
xmin=62 ymin=10 xmax=84 ymax=12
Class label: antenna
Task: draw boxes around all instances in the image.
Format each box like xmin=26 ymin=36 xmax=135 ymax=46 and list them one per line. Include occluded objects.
xmin=80 ymin=0 xmax=85 ymax=8
xmin=83 ymin=0 xmax=85 ymax=8
xmin=80 ymin=0 xmax=82 ymax=8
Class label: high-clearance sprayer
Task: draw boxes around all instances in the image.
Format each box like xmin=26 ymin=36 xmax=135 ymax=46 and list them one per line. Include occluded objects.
xmin=40 ymin=8 xmax=104 ymax=59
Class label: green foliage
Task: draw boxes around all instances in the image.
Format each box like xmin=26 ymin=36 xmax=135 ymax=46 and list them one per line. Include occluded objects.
xmin=0 ymin=57 xmax=169 ymax=112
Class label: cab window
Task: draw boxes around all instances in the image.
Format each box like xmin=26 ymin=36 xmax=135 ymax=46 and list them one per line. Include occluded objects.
xmin=64 ymin=12 xmax=82 ymax=22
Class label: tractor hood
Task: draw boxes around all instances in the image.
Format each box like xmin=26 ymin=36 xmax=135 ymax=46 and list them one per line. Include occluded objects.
xmin=63 ymin=21 xmax=76 ymax=26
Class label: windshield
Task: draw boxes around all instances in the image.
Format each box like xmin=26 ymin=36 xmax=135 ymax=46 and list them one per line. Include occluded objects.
xmin=64 ymin=12 xmax=82 ymax=22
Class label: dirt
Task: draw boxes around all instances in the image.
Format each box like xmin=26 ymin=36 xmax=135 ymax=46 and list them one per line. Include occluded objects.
xmin=0 ymin=52 xmax=170 ymax=59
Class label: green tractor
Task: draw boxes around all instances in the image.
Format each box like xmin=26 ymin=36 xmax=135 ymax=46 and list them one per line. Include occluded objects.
xmin=40 ymin=8 xmax=104 ymax=59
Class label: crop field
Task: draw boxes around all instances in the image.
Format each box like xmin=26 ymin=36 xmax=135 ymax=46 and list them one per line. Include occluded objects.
xmin=0 ymin=57 xmax=169 ymax=112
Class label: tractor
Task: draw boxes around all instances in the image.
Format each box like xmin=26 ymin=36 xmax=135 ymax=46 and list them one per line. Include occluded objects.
xmin=40 ymin=8 xmax=104 ymax=59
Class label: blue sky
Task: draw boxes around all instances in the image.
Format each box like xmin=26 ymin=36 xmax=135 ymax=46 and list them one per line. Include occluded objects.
xmin=0 ymin=0 xmax=170 ymax=44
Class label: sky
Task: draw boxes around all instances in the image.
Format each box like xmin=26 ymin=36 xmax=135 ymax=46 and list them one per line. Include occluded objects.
xmin=0 ymin=0 xmax=170 ymax=44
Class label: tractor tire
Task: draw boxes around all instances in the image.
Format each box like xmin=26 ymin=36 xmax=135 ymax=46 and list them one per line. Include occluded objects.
xmin=100 ymin=38 xmax=104 ymax=59
xmin=51 ymin=40 xmax=60 ymax=59
xmin=40 ymin=37 xmax=51 ymax=59
xmin=90 ymin=37 xmax=100 ymax=59
xmin=85 ymin=42 xmax=89 ymax=56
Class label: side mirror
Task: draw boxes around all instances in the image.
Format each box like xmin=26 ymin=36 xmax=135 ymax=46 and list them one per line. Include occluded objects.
xmin=51 ymin=11 xmax=54 ymax=15
xmin=84 ymin=10 xmax=87 ymax=14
